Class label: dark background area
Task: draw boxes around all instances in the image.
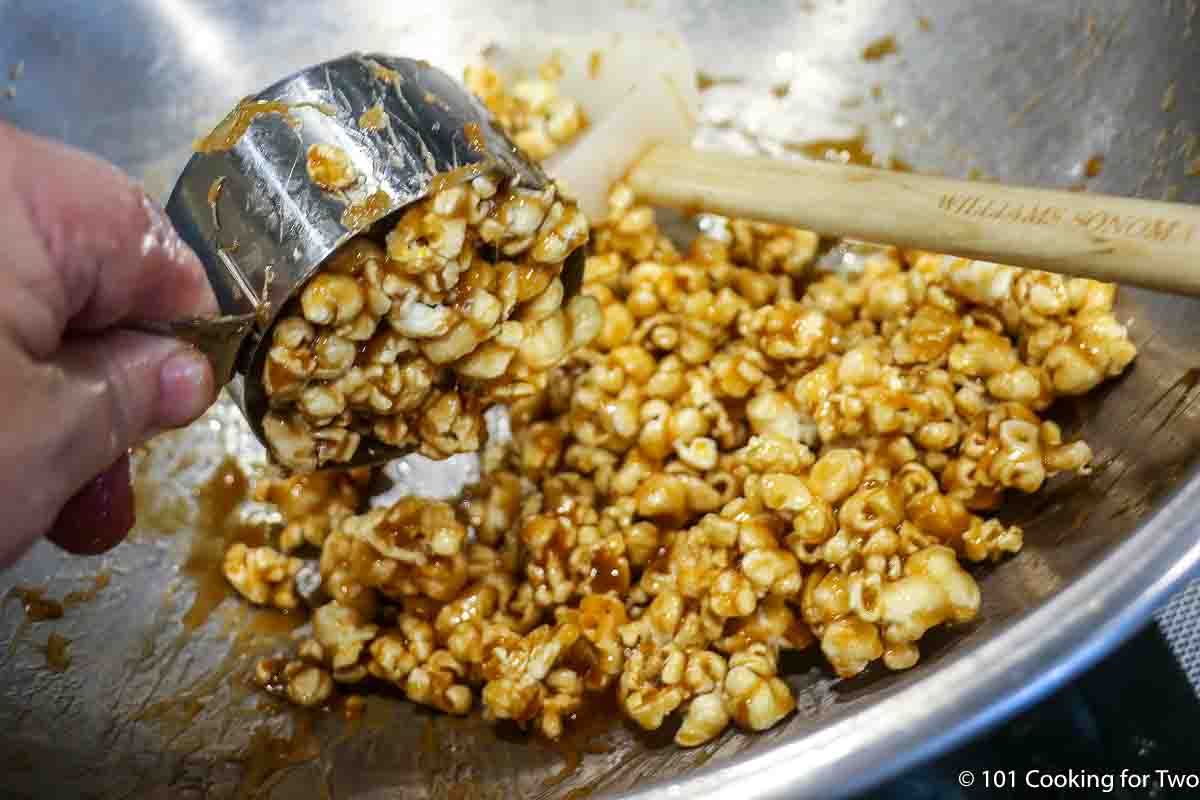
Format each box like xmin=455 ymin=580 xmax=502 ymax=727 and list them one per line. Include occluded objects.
xmin=867 ymin=624 xmax=1200 ymax=799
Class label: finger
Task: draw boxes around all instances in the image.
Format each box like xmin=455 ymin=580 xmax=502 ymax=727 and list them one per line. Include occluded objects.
xmin=46 ymin=454 xmax=135 ymax=557
xmin=42 ymin=331 xmax=214 ymax=505
xmin=0 ymin=123 xmax=218 ymax=350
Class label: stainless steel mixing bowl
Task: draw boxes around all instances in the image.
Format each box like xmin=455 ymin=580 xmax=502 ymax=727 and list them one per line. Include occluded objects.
xmin=2 ymin=2 xmax=1199 ymax=799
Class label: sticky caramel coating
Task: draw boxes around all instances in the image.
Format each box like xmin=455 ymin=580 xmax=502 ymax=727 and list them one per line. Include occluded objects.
xmin=261 ymin=172 xmax=596 ymax=471
xmin=236 ymin=60 xmax=1135 ymax=749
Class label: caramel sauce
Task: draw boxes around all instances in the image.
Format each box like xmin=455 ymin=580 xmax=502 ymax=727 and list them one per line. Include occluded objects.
xmin=207 ymin=175 xmax=226 ymax=205
xmin=194 ymin=99 xmax=335 ymax=154
xmin=333 ymin=695 xmax=367 ymax=725
xmin=545 ymin=521 xmax=575 ymax=564
xmin=368 ymin=60 xmax=403 ymax=85
xmin=243 ymin=608 xmax=305 ymax=638
xmin=63 ymin=572 xmax=110 ymax=609
xmin=195 ymin=100 xmax=296 ymax=154
xmin=463 ymin=121 xmax=486 ymax=154
xmin=378 ymin=514 xmax=420 ymax=550
xmin=785 ymin=135 xmax=912 ymax=171
xmin=307 ymin=144 xmax=357 ymax=191
xmin=207 ymin=176 xmax=226 ymax=230
xmin=341 ymin=189 xmax=394 ymax=231
xmin=420 ymin=716 xmax=439 ymax=755
xmin=261 ymin=471 xmax=344 ymax=517
xmin=965 ymin=485 xmax=1002 ymax=511
xmin=428 ymin=164 xmax=489 ymax=197
xmin=423 ymin=91 xmax=451 ymax=112
xmin=536 ymin=690 xmax=620 ymax=790
xmin=645 ymin=543 xmax=673 ymax=582
xmin=588 ymin=549 xmax=629 ymax=594
xmin=358 ymin=103 xmax=387 ymax=131
xmin=588 ymin=50 xmax=604 ymax=79
xmin=446 ymin=783 xmax=489 ymax=800
xmin=861 ymin=35 xmax=899 ymax=62
xmin=8 ymin=586 xmax=63 ymax=621
xmin=43 ymin=632 xmax=70 ymax=672
xmin=135 ymin=626 xmax=274 ymax=728
xmin=440 ymin=590 xmax=488 ymax=629
xmin=181 ymin=458 xmax=270 ymax=631
xmin=906 ymin=493 xmax=970 ymax=539
xmin=542 ymin=743 xmax=581 ymax=788
xmin=236 ymin=715 xmax=321 ymax=798
xmin=264 ymin=357 xmax=302 ymax=396
xmin=696 ymin=72 xmax=742 ymax=91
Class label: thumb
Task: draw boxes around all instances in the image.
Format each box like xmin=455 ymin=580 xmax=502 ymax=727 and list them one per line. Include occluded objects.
xmin=44 ymin=330 xmax=215 ymax=508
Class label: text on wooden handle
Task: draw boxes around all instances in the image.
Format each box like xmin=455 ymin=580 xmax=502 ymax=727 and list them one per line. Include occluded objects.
xmin=938 ymin=193 xmax=1197 ymax=244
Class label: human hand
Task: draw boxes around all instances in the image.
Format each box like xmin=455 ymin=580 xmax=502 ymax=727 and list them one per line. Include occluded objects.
xmin=0 ymin=122 xmax=219 ymax=566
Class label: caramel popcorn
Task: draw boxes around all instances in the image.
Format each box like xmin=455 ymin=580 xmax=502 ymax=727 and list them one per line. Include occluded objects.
xmin=464 ymin=60 xmax=587 ymax=161
xmin=256 ymin=655 xmax=335 ymax=707
xmin=232 ymin=62 xmax=1136 ymax=751
xmin=262 ymin=170 xmax=595 ymax=471
xmin=254 ymin=469 xmax=371 ymax=552
xmin=223 ymin=543 xmax=304 ymax=611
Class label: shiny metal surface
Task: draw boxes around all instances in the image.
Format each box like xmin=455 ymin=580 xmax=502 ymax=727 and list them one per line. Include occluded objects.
xmin=165 ymin=52 xmax=552 ymax=466
xmin=2 ymin=1 xmax=1200 ymax=799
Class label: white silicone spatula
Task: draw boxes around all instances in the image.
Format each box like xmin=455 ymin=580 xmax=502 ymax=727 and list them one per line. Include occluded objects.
xmin=491 ymin=28 xmax=1200 ymax=296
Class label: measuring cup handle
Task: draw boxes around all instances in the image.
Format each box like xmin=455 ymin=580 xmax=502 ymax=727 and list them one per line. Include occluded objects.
xmin=126 ymin=314 xmax=257 ymax=387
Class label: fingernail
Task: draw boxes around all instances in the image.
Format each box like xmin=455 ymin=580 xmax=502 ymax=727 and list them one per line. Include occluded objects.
xmin=158 ymin=348 xmax=215 ymax=428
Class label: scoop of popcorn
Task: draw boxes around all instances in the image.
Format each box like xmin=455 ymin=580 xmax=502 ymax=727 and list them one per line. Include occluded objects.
xmin=262 ymin=174 xmax=592 ymax=472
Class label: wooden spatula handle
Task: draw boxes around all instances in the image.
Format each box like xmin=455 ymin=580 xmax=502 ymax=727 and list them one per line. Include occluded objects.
xmin=628 ymin=143 xmax=1200 ymax=295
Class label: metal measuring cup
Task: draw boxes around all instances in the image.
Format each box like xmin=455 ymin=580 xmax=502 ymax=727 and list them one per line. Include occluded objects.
xmin=157 ymin=53 xmax=583 ymax=468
